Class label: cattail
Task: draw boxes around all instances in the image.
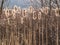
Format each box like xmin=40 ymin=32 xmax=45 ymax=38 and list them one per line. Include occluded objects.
xmin=12 ymin=9 xmax=16 ymax=18
xmin=17 ymin=7 xmax=21 ymax=13
xmin=38 ymin=12 xmax=41 ymax=20
xmin=28 ymin=6 xmax=34 ymax=13
xmin=22 ymin=9 xmax=27 ymax=17
xmin=41 ymin=7 xmax=49 ymax=15
xmin=33 ymin=11 xmax=37 ymax=20
xmin=44 ymin=7 xmax=49 ymax=15
xmin=30 ymin=6 xmax=33 ymax=13
xmin=5 ymin=9 xmax=9 ymax=18
xmin=55 ymin=7 xmax=59 ymax=16
xmin=13 ymin=5 xmax=18 ymax=12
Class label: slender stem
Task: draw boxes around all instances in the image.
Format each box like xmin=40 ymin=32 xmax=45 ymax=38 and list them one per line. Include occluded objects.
xmin=42 ymin=15 xmax=44 ymax=45
xmin=57 ymin=17 xmax=58 ymax=45
xmin=46 ymin=18 xmax=48 ymax=45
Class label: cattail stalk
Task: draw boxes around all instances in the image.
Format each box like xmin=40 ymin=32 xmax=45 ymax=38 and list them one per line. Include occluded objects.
xmin=46 ymin=17 xmax=48 ymax=45
xmin=42 ymin=15 xmax=44 ymax=45
xmin=56 ymin=17 xmax=58 ymax=45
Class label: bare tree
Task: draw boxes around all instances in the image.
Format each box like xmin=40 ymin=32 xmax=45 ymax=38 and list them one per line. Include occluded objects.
xmin=0 ymin=0 xmax=4 ymax=15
